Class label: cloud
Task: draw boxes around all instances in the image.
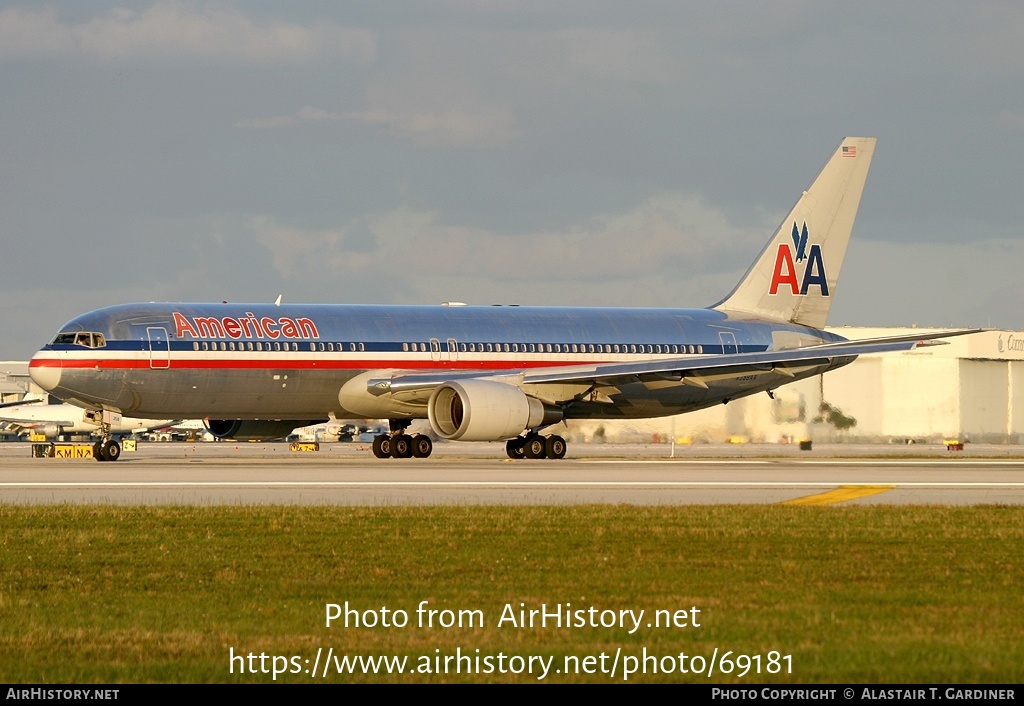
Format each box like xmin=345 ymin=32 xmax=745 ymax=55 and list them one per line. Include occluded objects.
xmin=236 ymin=105 xmax=522 ymax=149
xmin=235 ymin=106 xmax=342 ymax=129
xmin=348 ymin=107 xmax=522 ymax=150
xmin=0 ymin=2 xmax=376 ymax=64
xmin=249 ymin=194 xmax=766 ymax=302
xmin=995 ymin=110 xmax=1024 ymax=133
xmin=558 ymin=28 xmax=682 ymax=85
xmin=828 ymin=238 xmax=1024 ymax=330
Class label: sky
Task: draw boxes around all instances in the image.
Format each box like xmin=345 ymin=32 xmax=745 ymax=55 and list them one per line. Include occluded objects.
xmin=1 ymin=1 xmax=1023 ymax=359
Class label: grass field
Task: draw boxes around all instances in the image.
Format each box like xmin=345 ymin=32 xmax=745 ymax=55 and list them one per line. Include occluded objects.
xmin=1 ymin=505 xmax=1021 ymax=683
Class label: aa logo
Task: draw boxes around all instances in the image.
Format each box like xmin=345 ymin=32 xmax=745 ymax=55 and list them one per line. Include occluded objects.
xmin=768 ymin=222 xmax=829 ymax=296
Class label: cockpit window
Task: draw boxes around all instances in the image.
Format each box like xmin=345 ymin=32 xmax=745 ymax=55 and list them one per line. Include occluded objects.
xmin=51 ymin=332 xmax=106 ymax=348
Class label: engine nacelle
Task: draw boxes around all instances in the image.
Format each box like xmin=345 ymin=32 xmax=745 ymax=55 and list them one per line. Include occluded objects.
xmin=204 ymin=419 xmax=320 ymax=441
xmin=30 ymin=423 xmax=62 ymax=439
xmin=428 ymin=380 xmax=562 ymax=441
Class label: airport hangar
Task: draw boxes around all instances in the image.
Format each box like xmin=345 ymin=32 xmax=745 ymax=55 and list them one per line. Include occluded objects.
xmin=0 ymin=362 xmax=32 ymax=404
xmin=3 ymin=327 xmax=1022 ymax=446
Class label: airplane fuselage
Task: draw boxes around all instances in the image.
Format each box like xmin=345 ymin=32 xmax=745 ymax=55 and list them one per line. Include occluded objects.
xmin=28 ymin=302 xmax=847 ymax=422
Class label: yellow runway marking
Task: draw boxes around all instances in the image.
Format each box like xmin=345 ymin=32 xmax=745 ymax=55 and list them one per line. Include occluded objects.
xmin=782 ymin=485 xmax=896 ymax=506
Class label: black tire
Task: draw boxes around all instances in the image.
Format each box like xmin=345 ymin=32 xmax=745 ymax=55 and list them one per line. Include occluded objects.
xmin=505 ymin=438 xmax=525 ymax=459
xmin=412 ymin=434 xmax=433 ymax=458
xmin=93 ymin=441 xmax=105 ymax=462
xmin=545 ymin=435 xmax=567 ymax=460
xmin=391 ymin=435 xmax=413 ymax=458
xmin=102 ymin=439 xmax=121 ymax=462
xmin=523 ymin=434 xmax=547 ymax=459
xmin=372 ymin=434 xmax=391 ymax=459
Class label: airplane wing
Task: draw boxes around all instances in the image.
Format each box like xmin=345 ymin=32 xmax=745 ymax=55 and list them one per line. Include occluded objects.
xmin=0 ymin=415 xmax=78 ymax=431
xmin=0 ymin=403 xmax=177 ymax=435
xmin=0 ymin=398 xmax=42 ymax=410
xmin=372 ymin=328 xmax=983 ymax=402
xmin=520 ymin=328 xmax=984 ymax=386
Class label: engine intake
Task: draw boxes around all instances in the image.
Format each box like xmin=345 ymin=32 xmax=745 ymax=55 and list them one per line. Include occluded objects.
xmin=428 ymin=380 xmax=561 ymax=441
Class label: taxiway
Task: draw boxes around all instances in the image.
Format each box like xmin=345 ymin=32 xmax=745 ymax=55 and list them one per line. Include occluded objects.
xmin=1 ymin=442 xmax=1023 ymax=505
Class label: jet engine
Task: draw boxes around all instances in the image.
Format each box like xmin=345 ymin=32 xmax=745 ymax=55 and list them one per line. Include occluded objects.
xmin=28 ymin=424 xmax=62 ymax=439
xmin=427 ymin=380 xmax=561 ymax=441
xmin=204 ymin=419 xmax=320 ymax=441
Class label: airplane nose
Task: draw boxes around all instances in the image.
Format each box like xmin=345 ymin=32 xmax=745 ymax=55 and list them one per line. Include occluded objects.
xmin=29 ymin=352 xmax=62 ymax=392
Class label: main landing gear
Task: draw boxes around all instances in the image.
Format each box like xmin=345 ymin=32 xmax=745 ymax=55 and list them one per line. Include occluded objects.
xmin=369 ymin=421 xmax=568 ymax=461
xmin=505 ymin=432 xmax=567 ymax=460
xmin=372 ymin=419 xmax=433 ymax=459
xmin=92 ymin=437 xmax=121 ymax=462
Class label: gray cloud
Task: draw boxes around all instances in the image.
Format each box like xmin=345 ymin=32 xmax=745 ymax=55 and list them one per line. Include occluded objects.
xmin=249 ymin=193 xmax=767 ymax=299
xmin=237 ymin=105 xmax=522 ymax=150
xmin=0 ymin=2 xmax=376 ymax=64
xmin=2 ymin=1 xmax=1024 ymax=359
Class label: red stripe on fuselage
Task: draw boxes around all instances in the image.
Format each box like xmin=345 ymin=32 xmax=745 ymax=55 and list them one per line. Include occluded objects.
xmin=36 ymin=357 xmax=606 ymax=371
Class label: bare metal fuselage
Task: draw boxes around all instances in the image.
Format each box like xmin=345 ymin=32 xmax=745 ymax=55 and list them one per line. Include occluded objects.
xmin=29 ymin=302 xmax=846 ymax=422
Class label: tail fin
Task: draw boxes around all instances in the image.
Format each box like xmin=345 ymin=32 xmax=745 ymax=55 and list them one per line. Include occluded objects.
xmin=713 ymin=136 xmax=876 ymax=329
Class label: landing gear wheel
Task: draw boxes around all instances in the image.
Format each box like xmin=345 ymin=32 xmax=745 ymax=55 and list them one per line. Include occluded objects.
xmin=93 ymin=441 xmax=105 ymax=462
xmin=523 ymin=434 xmax=547 ymax=459
xmin=412 ymin=434 xmax=433 ymax=458
xmin=101 ymin=439 xmax=121 ymax=462
xmin=505 ymin=437 xmax=525 ymax=459
xmin=372 ymin=434 xmax=392 ymax=459
xmin=391 ymin=435 xmax=413 ymax=459
xmin=545 ymin=435 xmax=567 ymax=460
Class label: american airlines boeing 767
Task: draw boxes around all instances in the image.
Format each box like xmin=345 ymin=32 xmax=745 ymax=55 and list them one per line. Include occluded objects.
xmin=29 ymin=137 xmax=979 ymax=461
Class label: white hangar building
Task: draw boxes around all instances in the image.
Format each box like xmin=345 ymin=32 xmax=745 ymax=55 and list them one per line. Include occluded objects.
xmin=0 ymin=361 xmax=32 ymax=405
xmin=813 ymin=327 xmax=1023 ymax=443
xmin=568 ymin=328 xmax=1024 ymax=445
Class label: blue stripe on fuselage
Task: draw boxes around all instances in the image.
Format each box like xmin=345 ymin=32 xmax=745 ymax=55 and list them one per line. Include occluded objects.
xmin=44 ymin=302 xmax=841 ymax=354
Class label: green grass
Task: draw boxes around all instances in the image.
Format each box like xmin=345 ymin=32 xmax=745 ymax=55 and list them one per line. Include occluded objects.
xmin=1 ymin=505 xmax=1021 ymax=683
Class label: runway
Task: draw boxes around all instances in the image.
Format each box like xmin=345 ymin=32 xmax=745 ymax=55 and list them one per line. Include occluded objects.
xmin=2 ymin=441 xmax=1024 ymax=505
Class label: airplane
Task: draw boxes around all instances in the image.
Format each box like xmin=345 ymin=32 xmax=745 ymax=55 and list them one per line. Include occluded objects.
xmin=144 ymin=419 xmax=216 ymax=442
xmin=27 ymin=137 xmax=981 ymax=461
xmin=0 ymin=398 xmax=175 ymax=454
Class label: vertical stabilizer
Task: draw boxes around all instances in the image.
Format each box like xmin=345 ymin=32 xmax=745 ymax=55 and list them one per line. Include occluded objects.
xmin=713 ymin=137 xmax=876 ymax=329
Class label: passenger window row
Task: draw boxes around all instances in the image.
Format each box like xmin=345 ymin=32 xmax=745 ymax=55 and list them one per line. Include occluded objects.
xmin=192 ymin=341 xmax=301 ymax=352
xmin=186 ymin=341 xmax=706 ymax=354
xmin=413 ymin=342 xmax=705 ymax=355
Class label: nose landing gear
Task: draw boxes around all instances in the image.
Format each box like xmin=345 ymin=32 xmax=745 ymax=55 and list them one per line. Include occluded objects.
xmin=92 ymin=437 xmax=121 ymax=462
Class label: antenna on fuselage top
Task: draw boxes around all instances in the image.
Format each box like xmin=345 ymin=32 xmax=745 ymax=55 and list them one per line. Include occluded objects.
xmin=274 ymin=294 xmax=282 ymax=306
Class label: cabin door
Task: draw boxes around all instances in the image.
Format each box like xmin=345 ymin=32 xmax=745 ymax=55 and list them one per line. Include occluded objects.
xmin=147 ymin=327 xmax=170 ymax=369
xmin=718 ymin=331 xmax=738 ymax=355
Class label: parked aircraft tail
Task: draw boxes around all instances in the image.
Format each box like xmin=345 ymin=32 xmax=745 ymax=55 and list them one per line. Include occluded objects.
xmin=713 ymin=136 xmax=876 ymax=329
